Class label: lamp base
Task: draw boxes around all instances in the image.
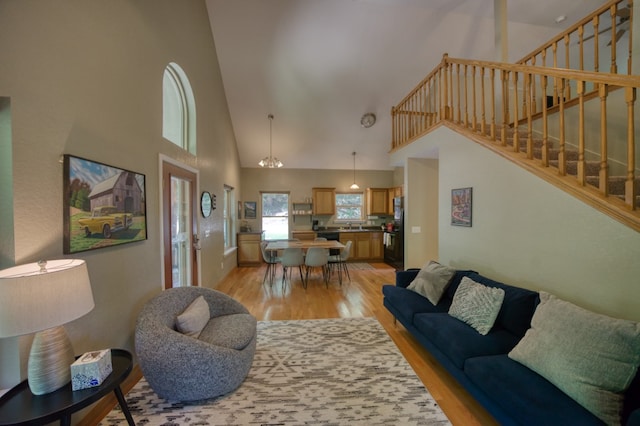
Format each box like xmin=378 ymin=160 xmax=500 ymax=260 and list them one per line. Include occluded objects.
xmin=27 ymin=326 xmax=75 ymax=395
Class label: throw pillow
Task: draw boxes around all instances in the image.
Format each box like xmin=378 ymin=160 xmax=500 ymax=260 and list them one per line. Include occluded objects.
xmin=509 ymin=292 xmax=640 ymax=425
xmin=407 ymin=260 xmax=457 ymax=305
xmin=448 ymin=276 xmax=505 ymax=335
xmin=175 ymin=295 xmax=210 ymax=338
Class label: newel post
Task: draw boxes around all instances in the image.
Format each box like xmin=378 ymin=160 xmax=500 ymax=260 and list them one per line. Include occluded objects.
xmin=441 ymin=53 xmax=451 ymax=121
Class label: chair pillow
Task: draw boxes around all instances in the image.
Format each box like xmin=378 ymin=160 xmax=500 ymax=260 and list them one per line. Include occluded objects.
xmin=509 ymin=292 xmax=640 ymax=425
xmin=448 ymin=276 xmax=505 ymax=335
xmin=175 ymin=295 xmax=210 ymax=338
xmin=407 ymin=260 xmax=456 ymax=305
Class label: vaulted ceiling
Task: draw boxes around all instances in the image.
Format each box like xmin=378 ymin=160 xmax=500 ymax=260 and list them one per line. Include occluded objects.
xmin=206 ymin=0 xmax=607 ymax=171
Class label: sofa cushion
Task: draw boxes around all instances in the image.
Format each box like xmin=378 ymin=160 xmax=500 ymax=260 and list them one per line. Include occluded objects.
xmin=407 ymin=260 xmax=457 ymax=305
xmin=509 ymin=292 xmax=640 ymax=425
xmin=199 ymin=313 xmax=256 ymax=350
xmin=382 ymin=285 xmax=450 ymax=323
xmin=175 ymin=295 xmax=210 ymax=338
xmin=413 ymin=313 xmax=521 ymax=369
xmin=463 ymin=272 xmax=538 ymax=338
xmin=448 ymin=276 xmax=505 ymax=335
xmin=465 ymin=355 xmax=604 ymax=425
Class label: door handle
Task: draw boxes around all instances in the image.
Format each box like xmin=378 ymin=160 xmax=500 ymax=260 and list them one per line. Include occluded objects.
xmin=193 ymin=234 xmax=201 ymax=251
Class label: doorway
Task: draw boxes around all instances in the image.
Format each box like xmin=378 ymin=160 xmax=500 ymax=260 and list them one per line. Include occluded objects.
xmin=162 ymin=160 xmax=199 ymax=289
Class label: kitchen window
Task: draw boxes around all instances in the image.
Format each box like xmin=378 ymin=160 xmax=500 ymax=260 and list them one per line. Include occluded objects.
xmin=335 ymin=192 xmax=364 ymax=221
xmin=261 ymin=192 xmax=289 ymax=240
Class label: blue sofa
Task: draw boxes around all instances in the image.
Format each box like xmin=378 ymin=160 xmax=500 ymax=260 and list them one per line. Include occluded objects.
xmin=382 ymin=268 xmax=640 ymax=426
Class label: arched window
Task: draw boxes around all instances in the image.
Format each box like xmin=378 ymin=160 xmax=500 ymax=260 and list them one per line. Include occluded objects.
xmin=163 ymin=63 xmax=196 ymax=154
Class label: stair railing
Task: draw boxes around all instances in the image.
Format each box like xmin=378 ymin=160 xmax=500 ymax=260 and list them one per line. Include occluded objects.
xmin=391 ymin=54 xmax=640 ymax=231
xmin=516 ymin=0 xmax=633 ymax=112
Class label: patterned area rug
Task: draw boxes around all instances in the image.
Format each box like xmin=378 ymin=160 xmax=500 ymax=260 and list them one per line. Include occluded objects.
xmin=102 ymin=318 xmax=450 ymax=425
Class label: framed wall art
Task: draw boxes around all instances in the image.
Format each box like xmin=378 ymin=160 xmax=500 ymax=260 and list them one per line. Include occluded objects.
xmin=63 ymin=154 xmax=147 ymax=254
xmin=451 ymin=187 xmax=472 ymax=227
xmin=244 ymin=201 xmax=257 ymax=219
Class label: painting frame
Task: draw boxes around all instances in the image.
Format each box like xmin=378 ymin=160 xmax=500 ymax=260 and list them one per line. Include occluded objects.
xmin=244 ymin=201 xmax=257 ymax=219
xmin=451 ymin=187 xmax=472 ymax=227
xmin=63 ymin=154 xmax=147 ymax=254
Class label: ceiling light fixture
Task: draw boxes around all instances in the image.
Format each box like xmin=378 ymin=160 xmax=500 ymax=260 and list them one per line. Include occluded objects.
xmin=350 ymin=152 xmax=360 ymax=190
xmin=258 ymin=114 xmax=283 ymax=168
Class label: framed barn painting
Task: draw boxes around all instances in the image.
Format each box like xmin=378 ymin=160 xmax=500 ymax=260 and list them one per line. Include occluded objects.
xmin=63 ymin=155 xmax=147 ymax=254
xmin=451 ymin=187 xmax=472 ymax=227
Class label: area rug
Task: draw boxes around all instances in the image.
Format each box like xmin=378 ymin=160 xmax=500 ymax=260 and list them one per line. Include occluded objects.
xmin=102 ymin=318 xmax=449 ymax=425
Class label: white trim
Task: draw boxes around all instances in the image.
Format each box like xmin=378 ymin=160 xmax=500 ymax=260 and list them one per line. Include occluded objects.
xmin=158 ymin=154 xmax=201 ymax=288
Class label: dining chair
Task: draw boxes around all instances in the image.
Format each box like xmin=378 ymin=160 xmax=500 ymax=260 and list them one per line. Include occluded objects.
xmin=328 ymin=240 xmax=352 ymax=285
xmin=304 ymin=247 xmax=329 ymax=288
xmin=260 ymin=241 xmax=280 ymax=287
xmin=280 ymin=248 xmax=305 ymax=290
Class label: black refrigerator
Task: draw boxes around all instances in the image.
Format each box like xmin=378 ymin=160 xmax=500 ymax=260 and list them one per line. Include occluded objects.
xmin=384 ymin=197 xmax=404 ymax=270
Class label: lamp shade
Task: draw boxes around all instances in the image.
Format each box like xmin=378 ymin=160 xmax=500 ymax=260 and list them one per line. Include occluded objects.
xmin=0 ymin=259 xmax=94 ymax=338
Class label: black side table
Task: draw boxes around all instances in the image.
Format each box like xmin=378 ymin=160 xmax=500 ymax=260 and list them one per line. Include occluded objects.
xmin=0 ymin=348 xmax=135 ymax=426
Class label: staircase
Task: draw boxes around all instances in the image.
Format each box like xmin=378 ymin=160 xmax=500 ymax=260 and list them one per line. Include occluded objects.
xmin=390 ymin=0 xmax=640 ymax=232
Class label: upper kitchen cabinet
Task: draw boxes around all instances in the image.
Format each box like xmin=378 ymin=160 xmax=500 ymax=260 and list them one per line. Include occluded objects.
xmin=387 ymin=186 xmax=403 ymax=215
xmin=312 ymin=187 xmax=335 ymax=215
xmin=367 ymin=188 xmax=388 ymax=216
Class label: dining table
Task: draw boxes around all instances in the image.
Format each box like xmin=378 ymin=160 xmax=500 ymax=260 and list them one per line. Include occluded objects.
xmin=265 ymin=240 xmax=345 ymax=251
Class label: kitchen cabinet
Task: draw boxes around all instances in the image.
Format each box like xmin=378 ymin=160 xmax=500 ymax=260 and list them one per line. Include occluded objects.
xmin=292 ymin=231 xmax=316 ymax=241
xmin=338 ymin=231 xmax=383 ymax=261
xmin=367 ymin=188 xmax=388 ymax=216
xmin=387 ymin=186 xmax=403 ymax=215
xmin=237 ymin=232 xmax=263 ymax=266
xmin=312 ymin=188 xmax=335 ymax=215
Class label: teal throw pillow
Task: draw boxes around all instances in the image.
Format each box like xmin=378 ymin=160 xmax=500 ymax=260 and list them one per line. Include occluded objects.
xmin=509 ymin=292 xmax=640 ymax=425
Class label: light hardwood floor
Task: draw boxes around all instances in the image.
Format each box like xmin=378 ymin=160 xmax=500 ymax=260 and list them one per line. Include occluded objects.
xmin=82 ymin=263 xmax=498 ymax=426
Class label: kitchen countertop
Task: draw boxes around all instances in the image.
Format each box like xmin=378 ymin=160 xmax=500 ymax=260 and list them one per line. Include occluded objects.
xmin=317 ymin=228 xmax=384 ymax=233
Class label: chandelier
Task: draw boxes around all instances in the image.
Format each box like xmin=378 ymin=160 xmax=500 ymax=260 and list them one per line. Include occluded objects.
xmin=258 ymin=114 xmax=283 ymax=168
xmin=350 ymin=152 xmax=360 ymax=190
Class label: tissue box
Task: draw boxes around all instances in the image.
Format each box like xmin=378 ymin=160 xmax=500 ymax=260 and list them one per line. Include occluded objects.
xmin=71 ymin=349 xmax=113 ymax=391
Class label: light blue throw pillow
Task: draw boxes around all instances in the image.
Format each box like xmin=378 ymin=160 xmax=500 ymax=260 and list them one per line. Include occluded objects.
xmin=448 ymin=276 xmax=504 ymax=335
xmin=509 ymin=292 xmax=640 ymax=425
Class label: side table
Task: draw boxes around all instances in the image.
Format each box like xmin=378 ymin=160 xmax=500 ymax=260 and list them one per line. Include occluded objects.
xmin=0 ymin=348 xmax=135 ymax=426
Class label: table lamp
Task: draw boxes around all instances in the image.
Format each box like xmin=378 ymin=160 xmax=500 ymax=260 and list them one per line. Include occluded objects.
xmin=0 ymin=259 xmax=94 ymax=395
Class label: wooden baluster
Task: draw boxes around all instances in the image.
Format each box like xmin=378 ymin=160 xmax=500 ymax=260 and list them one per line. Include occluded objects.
xmin=578 ymin=25 xmax=585 ymax=72
xmin=525 ymin=72 xmax=533 ymax=159
xmin=449 ymin=62 xmax=454 ymax=121
xmin=490 ymin=68 xmax=496 ymax=141
xmin=501 ymin=69 xmax=508 ymax=146
xmin=472 ymin=65 xmax=477 ymax=131
xmin=541 ymin=47 xmax=547 ymax=68
xmin=577 ymin=81 xmax=586 ymax=186
xmin=464 ymin=64 xmax=469 ymax=128
xmin=481 ymin=67 xmax=486 ymax=136
xmin=625 ymin=87 xmax=636 ymax=208
xmin=456 ymin=63 xmax=461 ymax=124
xmin=599 ymin=84 xmax=609 ymax=195
xmin=530 ymin=56 xmax=537 ymax=115
xmin=391 ymin=106 xmax=396 ymax=148
xmin=541 ymin=75 xmax=549 ymax=167
xmin=627 ymin=0 xmax=633 ymax=74
xmin=610 ymin=5 xmax=618 ymax=73
xmin=593 ymin=15 xmax=600 ymax=73
xmin=552 ymin=42 xmax=559 ymax=107
xmin=564 ymin=34 xmax=571 ymax=99
xmin=512 ymin=71 xmax=520 ymax=152
xmin=558 ymin=78 xmax=566 ymax=175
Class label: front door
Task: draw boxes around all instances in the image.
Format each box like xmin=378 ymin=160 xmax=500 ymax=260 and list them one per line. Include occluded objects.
xmin=162 ymin=160 xmax=198 ymax=289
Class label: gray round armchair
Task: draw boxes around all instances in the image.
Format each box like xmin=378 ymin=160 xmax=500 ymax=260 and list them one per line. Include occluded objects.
xmin=135 ymin=286 xmax=257 ymax=401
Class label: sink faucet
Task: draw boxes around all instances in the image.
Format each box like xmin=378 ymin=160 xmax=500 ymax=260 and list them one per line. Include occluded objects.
xmin=347 ymin=222 xmax=352 ymax=230
xmin=359 ymin=223 xmax=363 ymax=230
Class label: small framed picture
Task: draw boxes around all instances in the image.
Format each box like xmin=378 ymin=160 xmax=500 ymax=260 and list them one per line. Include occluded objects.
xmin=244 ymin=201 xmax=257 ymax=219
xmin=451 ymin=187 xmax=472 ymax=227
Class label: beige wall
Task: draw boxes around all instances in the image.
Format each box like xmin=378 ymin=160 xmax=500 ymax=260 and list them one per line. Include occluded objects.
xmin=393 ymin=126 xmax=640 ymax=322
xmin=0 ymin=0 xmax=240 ymax=389
xmin=404 ymin=158 xmax=439 ymax=268
xmin=240 ymin=167 xmax=395 ymax=231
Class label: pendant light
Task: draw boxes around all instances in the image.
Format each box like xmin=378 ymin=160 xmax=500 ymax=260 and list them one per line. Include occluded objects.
xmin=258 ymin=114 xmax=283 ymax=168
xmin=350 ymin=152 xmax=360 ymax=190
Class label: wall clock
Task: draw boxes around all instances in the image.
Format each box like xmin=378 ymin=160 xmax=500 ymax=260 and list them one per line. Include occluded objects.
xmin=200 ymin=191 xmax=212 ymax=218
xmin=360 ymin=112 xmax=376 ymax=128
